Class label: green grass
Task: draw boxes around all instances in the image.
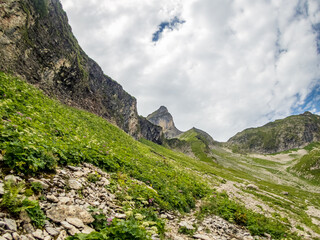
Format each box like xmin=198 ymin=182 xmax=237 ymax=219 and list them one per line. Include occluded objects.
xmin=0 ymin=72 xmax=208 ymax=212
xmin=1 ymin=72 xmax=317 ymax=238
xmin=178 ymin=128 xmax=215 ymax=163
xmin=292 ymin=149 xmax=320 ymax=184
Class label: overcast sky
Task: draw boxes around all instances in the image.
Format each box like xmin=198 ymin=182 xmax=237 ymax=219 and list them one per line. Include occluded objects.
xmin=60 ymin=0 xmax=320 ymax=141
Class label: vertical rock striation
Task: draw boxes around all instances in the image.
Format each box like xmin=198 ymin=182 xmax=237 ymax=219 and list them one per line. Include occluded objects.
xmin=0 ymin=0 xmax=160 ymax=142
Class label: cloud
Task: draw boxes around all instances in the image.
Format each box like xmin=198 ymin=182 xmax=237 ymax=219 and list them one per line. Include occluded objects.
xmin=60 ymin=0 xmax=320 ymax=141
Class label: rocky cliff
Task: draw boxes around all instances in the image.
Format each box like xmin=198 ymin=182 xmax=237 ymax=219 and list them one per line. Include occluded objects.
xmin=228 ymin=111 xmax=320 ymax=154
xmin=0 ymin=0 xmax=160 ymax=142
xmin=146 ymin=106 xmax=182 ymax=139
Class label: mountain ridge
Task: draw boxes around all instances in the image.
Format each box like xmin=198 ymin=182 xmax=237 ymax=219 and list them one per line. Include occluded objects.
xmin=228 ymin=111 xmax=320 ymax=154
xmin=0 ymin=0 xmax=161 ymax=143
xmin=146 ymin=106 xmax=183 ymax=139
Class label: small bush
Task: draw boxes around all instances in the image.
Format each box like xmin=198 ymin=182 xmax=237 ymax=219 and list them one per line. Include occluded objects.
xmin=31 ymin=182 xmax=44 ymax=194
xmin=87 ymin=172 xmax=101 ymax=183
xmin=0 ymin=180 xmax=46 ymax=228
xmin=68 ymin=218 xmax=151 ymax=240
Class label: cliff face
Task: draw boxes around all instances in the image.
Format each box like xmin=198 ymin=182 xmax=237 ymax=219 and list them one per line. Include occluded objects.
xmin=0 ymin=0 xmax=160 ymax=142
xmin=228 ymin=112 xmax=320 ymax=154
xmin=146 ymin=106 xmax=182 ymax=139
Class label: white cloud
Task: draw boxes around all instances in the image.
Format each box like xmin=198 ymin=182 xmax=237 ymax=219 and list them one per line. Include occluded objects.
xmin=60 ymin=0 xmax=320 ymax=141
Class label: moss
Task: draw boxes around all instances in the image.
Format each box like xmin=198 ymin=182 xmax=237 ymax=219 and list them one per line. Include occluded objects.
xmin=32 ymin=0 xmax=49 ymax=18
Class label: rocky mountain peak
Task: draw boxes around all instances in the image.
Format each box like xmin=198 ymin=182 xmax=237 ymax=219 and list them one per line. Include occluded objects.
xmin=147 ymin=106 xmax=182 ymax=139
xmin=0 ymin=0 xmax=161 ymax=144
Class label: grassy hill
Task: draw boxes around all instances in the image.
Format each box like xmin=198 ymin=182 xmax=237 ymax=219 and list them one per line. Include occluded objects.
xmin=177 ymin=128 xmax=217 ymax=163
xmin=228 ymin=112 xmax=320 ymax=154
xmin=1 ymin=72 xmax=320 ymax=239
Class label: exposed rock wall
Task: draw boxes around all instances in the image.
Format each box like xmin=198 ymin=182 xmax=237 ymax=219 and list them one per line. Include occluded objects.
xmin=147 ymin=106 xmax=182 ymax=139
xmin=0 ymin=0 xmax=160 ymax=142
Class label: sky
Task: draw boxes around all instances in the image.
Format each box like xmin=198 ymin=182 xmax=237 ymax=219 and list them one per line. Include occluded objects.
xmin=60 ymin=0 xmax=320 ymax=142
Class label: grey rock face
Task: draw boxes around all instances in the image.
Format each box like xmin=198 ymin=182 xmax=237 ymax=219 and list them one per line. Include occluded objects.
xmin=147 ymin=106 xmax=183 ymax=139
xmin=0 ymin=0 xmax=161 ymax=143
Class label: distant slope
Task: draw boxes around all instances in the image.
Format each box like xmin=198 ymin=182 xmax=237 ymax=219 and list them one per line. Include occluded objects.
xmin=147 ymin=106 xmax=182 ymax=139
xmin=228 ymin=112 xmax=320 ymax=154
xmin=178 ymin=127 xmax=217 ymax=163
xmin=0 ymin=0 xmax=161 ymax=142
xmin=291 ymin=144 xmax=320 ymax=183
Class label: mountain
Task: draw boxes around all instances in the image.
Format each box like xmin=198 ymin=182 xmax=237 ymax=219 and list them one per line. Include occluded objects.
xmin=0 ymin=0 xmax=161 ymax=143
xmin=146 ymin=106 xmax=182 ymax=138
xmin=178 ymin=127 xmax=217 ymax=163
xmin=228 ymin=111 xmax=320 ymax=154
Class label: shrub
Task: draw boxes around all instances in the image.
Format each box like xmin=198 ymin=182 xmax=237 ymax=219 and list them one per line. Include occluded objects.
xmin=31 ymin=182 xmax=44 ymax=194
xmin=0 ymin=180 xmax=46 ymax=228
xmin=68 ymin=218 xmax=151 ymax=240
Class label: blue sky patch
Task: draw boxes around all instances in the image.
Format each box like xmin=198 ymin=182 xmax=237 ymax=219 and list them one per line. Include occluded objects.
xmin=292 ymin=83 xmax=320 ymax=114
xmin=152 ymin=16 xmax=185 ymax=42
xmin=313 ymin=23 xmax=320 ymax=54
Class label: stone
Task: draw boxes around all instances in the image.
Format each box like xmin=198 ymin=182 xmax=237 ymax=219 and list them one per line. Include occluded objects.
xmin=66 ymin=217 xmax=85 ymax=228
xmin=4 ymin=175 xmax=21 ymax=183
xmin=12 ymin=233 xmax=20 ymax=240
xmin=32 ymin=229 xmax=44 ymax=240
xmin=68 ymin=166 xmax=81 ymax=171
xmin=20 ymin=237 xmax=28 ymax=240
xmin=20 ymin=210 xmax=31 ymax=223
xmin=68 ymin=179 xmax=82 ymax=190
xmin=282 ymin=191 xmax=289 ymax=196
xmin=4 ymin=218 xmax=17 ymax=231
xmin=45 ymin=227 xmax=59 ymax=236
xmin=193 ymin=234 xmax=211 ymax=240
xmin=246 ymin=184 xmax=259 ymax=191
xmin=0 ymin=237 xmax=6 ymax=240
xmin=58 ymin=197 xmax=72 ymax=205
xmin=44 ymin=237 xmax=51 ymax=240
xmin=82 ymin=225 xmax=95 ymax=234
xmin=179 ymin=221 xmax=194 ymax=230
xmin=61 ymin=221 xmax=74 ymax=229
xmin=115 ymin=213 xmax=126 ymax=219
xmin=56 ymin=230 xmax=68 ymax=240
xmin=0 ymin=182 xmax=4 ymax=195
xmin=2 ymin=233 xmax=12 ymax=240
xmin=23 ymin=223 xmax=35 ymax=233
xmin=68 ymin=227 xmax=81 ymax=236
xmin=101 ymin=177 xmax=110 ymax=185
xmin=29 ymin=179 xmax=49 ymax=189
xmin=46 ymin=195 xmax=59 ymax=203
xmin=46 ymin=205 xmax=94 ymax=224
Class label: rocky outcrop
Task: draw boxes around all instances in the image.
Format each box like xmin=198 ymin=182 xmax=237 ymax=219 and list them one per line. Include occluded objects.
xmin=0 ymin=0 xmax=160 ymax=142
xmin=0 ymin=164 xmax=258 ymax=240
xmin=228 ymin=112 xmax=320 ymax=154
xmin=138 ymin=116 xmax=163 ymax=144
xmin=147 ymin=106 xmax=183 ymax=139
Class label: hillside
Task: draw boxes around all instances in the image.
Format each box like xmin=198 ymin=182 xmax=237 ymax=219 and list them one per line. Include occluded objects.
xmin=228 ymin=112 xmax=320 ymax=154
xmin=177 ymin=128 xmax=217 ymax=163
xmin=2 ymin=72 xmax=320 ymax=239
xmin=147 ymin=106 xmax=182 ymax=139
xmin=0 ymin=0 xmax=161 ymax=142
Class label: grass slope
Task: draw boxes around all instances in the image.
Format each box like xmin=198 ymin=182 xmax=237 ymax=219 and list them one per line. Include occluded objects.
xmin=178 ymin=128 xmax=216 ymax=163
xmin=0 ymin=72 xmax=315 ymax=239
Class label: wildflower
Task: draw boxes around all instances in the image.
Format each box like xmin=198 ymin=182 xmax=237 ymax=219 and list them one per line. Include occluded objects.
xmin=83 ymin=136 xmax=86 ymax=138
xmin=178 ymin=190 xmax=183 ymax=193
xmin=107 ymin=217 xmax=113 ymax=225
xmin=148 ymin=198 xmax=154 ymax=203
xmin=26 ymin=117 xmax=32 ymax=121
xmin=17 ymin=112 xmax=23 ymax=116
